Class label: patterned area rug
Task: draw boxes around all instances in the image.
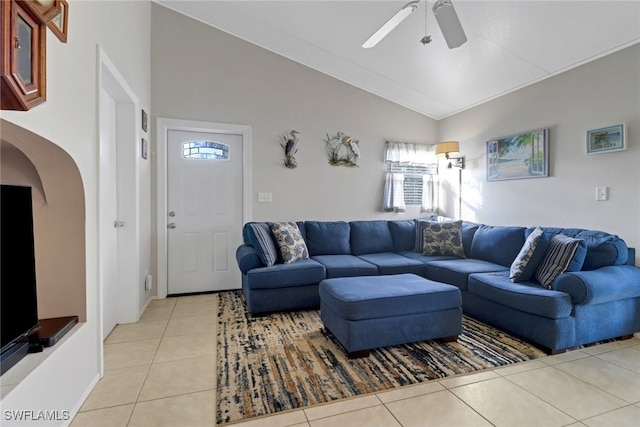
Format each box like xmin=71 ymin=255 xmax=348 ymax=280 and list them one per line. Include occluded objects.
xmin=216 ymin=291 xmax=546 ymax=424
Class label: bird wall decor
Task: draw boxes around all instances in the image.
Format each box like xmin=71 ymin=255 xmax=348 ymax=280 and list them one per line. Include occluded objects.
xmin=324 ymin=131 xmax=360 ymax=167
xmin=280 ymin=130 xmax=300 ymax=168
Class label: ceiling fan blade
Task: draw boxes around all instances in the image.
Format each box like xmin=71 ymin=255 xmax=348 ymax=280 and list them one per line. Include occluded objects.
xmin=362 ymin=1 xmax=420 ymax=49
xmin=433 ymin=0 xmax=467 ymax=49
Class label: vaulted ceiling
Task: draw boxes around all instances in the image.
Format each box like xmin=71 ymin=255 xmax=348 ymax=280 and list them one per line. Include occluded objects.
xmin=154 ymin=1 xmax=640 ymax=119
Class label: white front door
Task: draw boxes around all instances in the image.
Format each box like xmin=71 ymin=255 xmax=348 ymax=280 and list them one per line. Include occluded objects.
xmin=99 ymin=88 xmax=119 ymax=339
xmin=167 ymin=130 xmax=243 ymax=294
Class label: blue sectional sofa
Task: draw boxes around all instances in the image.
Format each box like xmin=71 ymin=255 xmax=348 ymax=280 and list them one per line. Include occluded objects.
xmin=236 ymin=218 xmax=640 ymax=353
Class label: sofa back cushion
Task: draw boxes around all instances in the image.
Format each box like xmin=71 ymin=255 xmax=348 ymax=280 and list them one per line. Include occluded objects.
xmin=243 ymin=221 xmax=306 ymax=244
xmin=350 ymin=221 xmax=394 ymax=255
xmin=305 ymin=221 xmax=351 ymax=256
xmin=462 ymin=221 xmax=480 ymax=257
xmin=388 ymin=220 xmax=416 ymax=252
xmin=526 ymin=227 xmax=628 ymax=270
xmin=470 ymin=225 xmax=526 ymax=267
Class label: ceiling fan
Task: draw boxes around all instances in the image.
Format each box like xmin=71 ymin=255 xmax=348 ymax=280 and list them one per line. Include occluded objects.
xmin=362 ymin=0 xmax=467 ymax=49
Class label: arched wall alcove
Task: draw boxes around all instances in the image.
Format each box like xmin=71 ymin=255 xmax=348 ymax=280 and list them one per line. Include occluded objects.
xmin=1 ymin=119 xmax=86 ymax=322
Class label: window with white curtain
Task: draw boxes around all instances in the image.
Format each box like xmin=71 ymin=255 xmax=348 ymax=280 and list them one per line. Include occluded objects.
xmin=382 ymin=142 xmax=438 ymax=212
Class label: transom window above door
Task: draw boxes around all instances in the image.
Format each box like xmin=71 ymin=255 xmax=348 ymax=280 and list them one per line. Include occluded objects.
xmin=182 ymin=141 xmax=230 ymax=160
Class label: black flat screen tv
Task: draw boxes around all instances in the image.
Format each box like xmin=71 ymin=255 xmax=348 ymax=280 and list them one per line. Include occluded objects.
xmin=1 ymin=184 xmax=39 ymax=375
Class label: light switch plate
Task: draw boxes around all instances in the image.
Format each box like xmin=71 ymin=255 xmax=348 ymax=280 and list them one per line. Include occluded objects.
xmin=596 ymin=186 xmax=608 ymax=201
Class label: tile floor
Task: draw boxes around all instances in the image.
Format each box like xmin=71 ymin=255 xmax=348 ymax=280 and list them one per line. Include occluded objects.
xmin=72 ymin=294 xmax=640 ymax=427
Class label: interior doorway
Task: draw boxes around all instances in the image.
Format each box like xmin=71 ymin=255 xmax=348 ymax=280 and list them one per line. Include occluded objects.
xmin=98 ymin=48 xmax=141 ymax=344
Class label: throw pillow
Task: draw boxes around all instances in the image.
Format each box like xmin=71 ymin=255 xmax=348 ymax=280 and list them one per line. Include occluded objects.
xmin=510 ymin=227 xmax=548 ymax=282
xmin=247 ymin=223 xmax=278 ymax=267
xmin=535 ymin=234 xmax=585 ymax=289
xmin=422 ymin=220 xmax=465 ymax=258
xmin=269 ymin=222 xmax=309 ymax=264
xmin=415 ymin=216 xmax=448 ymax=252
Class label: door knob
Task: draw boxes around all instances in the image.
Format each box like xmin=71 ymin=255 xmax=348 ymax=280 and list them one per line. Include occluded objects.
xmin=114 ymin=220 xmax=125 ymax=228
xmin=168 ymin=211 xmax=176 ymax=217
xmin=168 ymin=223 xmax=176 ymax=229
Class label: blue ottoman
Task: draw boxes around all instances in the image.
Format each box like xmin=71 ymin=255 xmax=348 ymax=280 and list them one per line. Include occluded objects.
xmin=319 ymin=273 xmax=462 ymax=358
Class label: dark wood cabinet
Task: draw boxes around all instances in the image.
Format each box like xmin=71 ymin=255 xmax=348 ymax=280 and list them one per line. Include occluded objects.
xmin=1 ymin=0 xmax=47 ymax=111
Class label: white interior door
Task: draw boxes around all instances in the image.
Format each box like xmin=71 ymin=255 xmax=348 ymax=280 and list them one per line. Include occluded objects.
xmin=167 ymin=130 xmax=243 ymax=294
xmin=99 ymin=88 xmax=119 ymax=339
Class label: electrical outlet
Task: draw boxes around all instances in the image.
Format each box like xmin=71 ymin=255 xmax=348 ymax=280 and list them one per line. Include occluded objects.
xmin=596 ymin=186 xmax=608 ymax=201
xmin=258 ymin=192 xmax=272 ymax=203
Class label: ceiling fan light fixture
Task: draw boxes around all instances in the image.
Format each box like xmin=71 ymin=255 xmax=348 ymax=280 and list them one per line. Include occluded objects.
xmin=362 ymin=1 xmax=420 ymax=48
xmin=432 ymin=0 xmax=467 ymax=49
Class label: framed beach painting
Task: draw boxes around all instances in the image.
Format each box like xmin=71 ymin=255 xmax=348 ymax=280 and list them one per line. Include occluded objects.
xmin=487 ymin=128 xmax=548 ymax=181
xmin=586 ymin=124 xmax=625 ymax=154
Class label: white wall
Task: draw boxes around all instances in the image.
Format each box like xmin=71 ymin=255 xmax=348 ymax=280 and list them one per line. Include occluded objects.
xmin=150 ymin=4 xmax=438 ymax=224
xmin=0 ymin=0 xmax=151 ymax=423
xmin=438 ymin=44 xmax=640 ymax=265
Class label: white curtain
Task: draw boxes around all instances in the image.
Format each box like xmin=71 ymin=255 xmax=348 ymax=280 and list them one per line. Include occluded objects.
xmin=384 ymin=141 xmax=436 ymax=164
xmin=383 ymin=142 xmax=437 ymax=212
xmin=382 ymin=173 xmax=406 ymax=212
xmin=422 ymin=174 xmax=436 ymax=212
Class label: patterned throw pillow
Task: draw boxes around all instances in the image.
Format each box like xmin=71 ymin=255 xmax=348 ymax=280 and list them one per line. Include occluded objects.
xmin=247 ymin=223 xmax=278 ymax=267
xmin=535 ymin=234 xmax=584 ymax=289
xmin=422 ymin=220 xmax=465 ymax=258
xmin=415 ymin=216 xmax=448 ymax=252
xmin=510 ymin=226 xmax=548 ymax=282
xmin=269 ymin=222 xmax=309 ymax=264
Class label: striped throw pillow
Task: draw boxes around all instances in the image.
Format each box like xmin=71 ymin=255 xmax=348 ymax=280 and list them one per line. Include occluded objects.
xmin=247 ymin=223 xmax=278 ymax=267
xmin=535 ymin=234 xmax=584 ymax=289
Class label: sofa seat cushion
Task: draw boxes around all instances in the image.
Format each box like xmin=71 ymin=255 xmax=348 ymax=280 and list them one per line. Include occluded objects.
xmin=319 ymin=274 xmax=461 ymax=321
xmin=357 ymin=252 xmax=425 ymax=276
xmin=468 ymin=271 xmax=572 ymax=319
xmin=312 ymin=255 xmax=379 ymax=279
xmin=399 ymin=251 xmax=459 ymax=264
xmin=425 ymin=259 xmax=508 ymax=290
xmin=350 ymin=220 xmax=395 ymax=255
xmin=246 ymin=259 xmax=326 ymax=290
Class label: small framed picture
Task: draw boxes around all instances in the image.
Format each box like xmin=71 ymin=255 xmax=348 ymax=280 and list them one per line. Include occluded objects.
xmin=48 ymin=0 xmax=69 ymax=43
xmin=586 ymin=124 xmax=625 ymax=154
xmin=141 ymin=109 xmax=148 ymax=133
xmin=141 ymin=138 xmax=148 ymax=160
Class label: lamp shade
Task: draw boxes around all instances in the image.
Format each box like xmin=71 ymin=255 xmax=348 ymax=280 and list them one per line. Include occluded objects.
xmin=435 ymin=141 xmax=460 ymax=157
